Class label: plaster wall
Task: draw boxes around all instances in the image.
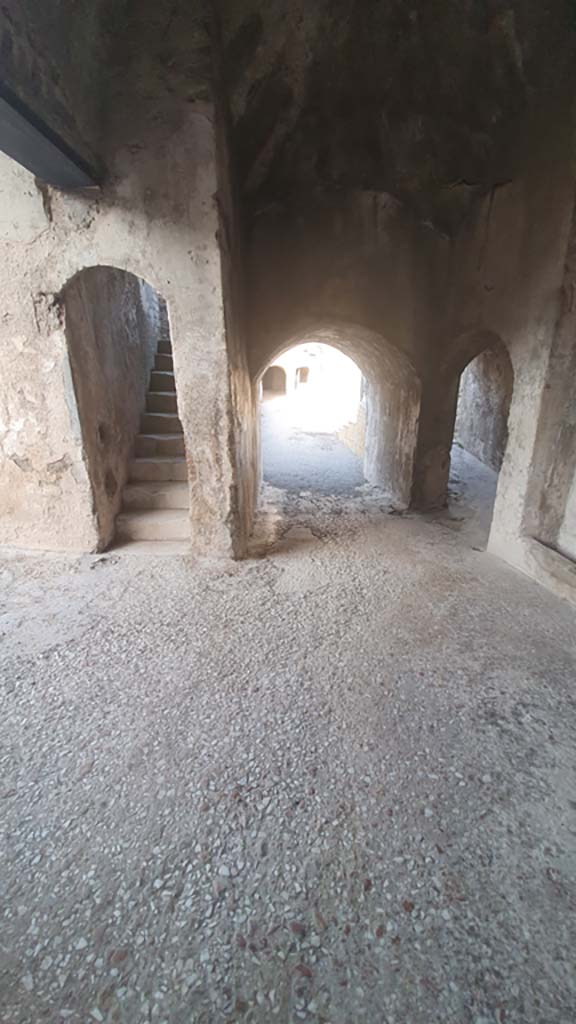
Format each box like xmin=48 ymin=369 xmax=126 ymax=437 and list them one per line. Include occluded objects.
xmin=445 ymin=93 xmax=576 ymax=604
xmin=0 ymin=99 xmax=243 ymax=555
xmin=338 ymin=401 xmax=366 ymax=460
xmin=558 ymin=475 xmax=576 ymax=561
xmin=63 ymin=268 xmax=161 ymax=549
xmin=455 ymin=346 xmax=513 ymax=472
xmin=247 ymin=192 xmax=437 ymax=505
xmin=247 ymin=190 xmax=447 ymax=378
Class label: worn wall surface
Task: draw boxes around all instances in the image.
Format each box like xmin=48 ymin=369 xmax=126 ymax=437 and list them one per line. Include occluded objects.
xmin=559 ymin=476 xmax=576 ymax=561
xmin=0 ymin=154 xmax=97 ymax=550
xmin=443 ymin=93 xmax=576 ymax=603
xmin=247 ymin=191 xmax=446 ymax=377
xmin=245 ymin=191 xmax=446 ymax=505
xmin=0 ymin=2 xmax=250 ymax=557
xmin=64 ymin=268 xmax=160 ymax=549
xmin=455 ymin=345 xmax=513 ymax=472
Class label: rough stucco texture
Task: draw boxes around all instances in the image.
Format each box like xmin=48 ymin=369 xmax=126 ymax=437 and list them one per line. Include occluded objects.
xmin=455 ymin=346 xmax=513 ymax=472
xmin=64 ymin=268 xmax=161 ymax=550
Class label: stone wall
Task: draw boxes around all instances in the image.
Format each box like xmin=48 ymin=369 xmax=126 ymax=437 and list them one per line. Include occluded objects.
xmin=445 ymin=91 xmax=576 ymax=604
xmin=246 ymin=191 xmax=443 ymax=506
xmin=0 ymin=1 xmax=250 ymax=557
xmin=63 ymin=268 xmax=160 ymax=549
xmin=338 ymin=401 xmax=366 ymax=460
xmin=454 ymin=346 xmax=513 ymax=472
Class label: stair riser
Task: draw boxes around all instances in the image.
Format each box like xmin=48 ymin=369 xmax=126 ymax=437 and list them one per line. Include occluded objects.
xmin=122 ymin=483 xmax=189 ymax=510
xmin=135 ymin=435 xmax=185 ymax=458
xmin=155 ymin=353 xmax=173 ymax=372
xmin=158 ymin=337 xmax=172 ymax=355
xmin=140 ymin=413 xmax=182 ymax=434
xmin=129 ymin=460 xmax=188 ymax=483
xmin=147 ymin=393 xmax=178 ymax=414
xmin=149 ymin=371 xmax=176 ymax=393
xmin=116 ymin=513 xmax=190 ymax=542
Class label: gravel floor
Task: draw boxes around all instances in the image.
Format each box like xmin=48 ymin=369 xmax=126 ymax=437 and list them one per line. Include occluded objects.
xmin=1 ymin=479 xmax=576 ymax=1024
xmin=262 ymin=396 xmax=365 ymax=494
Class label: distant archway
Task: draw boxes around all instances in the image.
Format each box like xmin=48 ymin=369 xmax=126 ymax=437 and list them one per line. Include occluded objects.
xmin=254 ymin=321 xmax=421 ymax=507
xmin=262 ymin=365 xmax=287 ymax=395
xmin=449 ymin=334 xmax=514 ymax=546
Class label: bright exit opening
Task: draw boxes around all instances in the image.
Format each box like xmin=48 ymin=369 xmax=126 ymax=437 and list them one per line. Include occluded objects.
xmin=259 ymin=342 xmax=367 ymax=494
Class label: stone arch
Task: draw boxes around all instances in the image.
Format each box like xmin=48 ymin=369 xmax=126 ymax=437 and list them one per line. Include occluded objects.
xmin=59 ymin=265 xmax=169 ymax=549
xmin=262 ymin=365 xmax=287 ymax=395
xmin=454 ymin=335 xmax=514 ymax=474
xmin=413 ymin=328 xmax=514 ymax=511
xmin=254 ymin=320 xmax=421 ymax=507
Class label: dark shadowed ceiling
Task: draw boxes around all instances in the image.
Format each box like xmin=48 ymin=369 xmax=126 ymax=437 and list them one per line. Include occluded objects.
xmin=217 ymin=0 xmax=576 ymax=232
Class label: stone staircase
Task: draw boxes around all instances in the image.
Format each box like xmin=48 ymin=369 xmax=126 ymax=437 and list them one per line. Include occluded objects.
xmin=115 ymin=336 xmax=190 ymax=544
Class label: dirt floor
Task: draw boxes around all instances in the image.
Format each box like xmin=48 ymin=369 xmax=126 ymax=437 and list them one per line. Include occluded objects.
xmin=1 ymin=438 xmax=575 ymax=1023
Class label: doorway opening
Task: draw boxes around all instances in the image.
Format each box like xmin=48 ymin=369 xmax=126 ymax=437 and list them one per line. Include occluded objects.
xmin=450 ymin=339 xmax=513 ymax=546
xmin=61 ymin=266 xmax=188 ymax=549
xmin=259 ymin=342 xmax=366 ymax=494
xmin=262 ymin=365 xmax=287 ymax=396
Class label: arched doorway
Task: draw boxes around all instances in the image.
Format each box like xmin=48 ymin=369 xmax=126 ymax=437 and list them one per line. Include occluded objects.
xmin=450 ymin=337 xmax=514 ymax=546
xmin=261 ymin=365 xmax=287 ymax=395
xmin=259 ymin=342 xmax=366 ymax=494
xmin=253 ymin=323 xmax=421 ymax=507
xmin=61 ymin=266 xmax=188 ymax=549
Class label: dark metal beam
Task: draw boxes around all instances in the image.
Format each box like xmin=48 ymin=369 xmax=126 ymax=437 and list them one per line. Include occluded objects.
xmin=0 ymin=79 xmax=100 ymax=189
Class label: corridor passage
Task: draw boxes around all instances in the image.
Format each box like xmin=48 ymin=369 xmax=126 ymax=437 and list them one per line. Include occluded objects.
xmin=1 ymin=490 xmax=575 ymax=1024
xmin=262 ymin=394 xmax=365 ymax=495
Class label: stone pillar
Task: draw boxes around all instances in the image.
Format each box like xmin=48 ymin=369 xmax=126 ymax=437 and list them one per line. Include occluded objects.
xmin=411 ymin=372 xmax=459 ymax=510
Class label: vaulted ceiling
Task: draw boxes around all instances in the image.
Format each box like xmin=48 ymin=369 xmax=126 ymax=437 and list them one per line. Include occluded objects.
xmin=218 ymin=0 xmax=575 ymax=232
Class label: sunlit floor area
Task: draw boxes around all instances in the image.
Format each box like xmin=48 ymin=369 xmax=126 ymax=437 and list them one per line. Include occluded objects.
xmin=261 ymin=387 xmax=500 ymax=553
xmin=262 ymin=392 xmax=365 ymax=494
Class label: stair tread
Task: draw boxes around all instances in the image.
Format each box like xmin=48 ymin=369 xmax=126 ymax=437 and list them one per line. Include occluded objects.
xmin=131 ymin=456 xmax=186 ymax=463
xmin=135 ymin=436 xmax=182 ymax=444
xmin=118 ymin=509 xmax=188 ymax=521
xmin=124 ymin=480 xmax=188 ymax=491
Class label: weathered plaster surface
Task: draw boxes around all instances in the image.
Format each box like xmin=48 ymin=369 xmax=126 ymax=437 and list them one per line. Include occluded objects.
xmin=446 ymin=94 xmax=576 ymax=604
xmin=455 ymin=344 xmax=513 ymax=472
xmin=0 ymin=104 xmax=242 ymax=555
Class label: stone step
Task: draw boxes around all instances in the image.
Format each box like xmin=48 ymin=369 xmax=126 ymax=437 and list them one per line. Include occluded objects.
xmin=149 ymin=370 xmax=176 ymax=393
xmin=122 ymin=481 xmax=189 ymax=510
xmin=146 ymin=391 xmax=178 ymax=415
xmin=155 ymin=353 xmax=173 ymax=372
xmin=135 ymin=433 xmax=185 ymax=457
xmin=140 ymin=412 xmax=182 ymax=434
xmin=115 ymin=509 xmax=189 ymax=542
xmin=158 ymin=337 xmax=172 ymax=355
xmin=129 ymin=456 xmax=187 ymax=482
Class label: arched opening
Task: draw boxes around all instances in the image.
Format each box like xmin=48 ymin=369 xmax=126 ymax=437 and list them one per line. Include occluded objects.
xmin=262 ymin=365 xmax=287 ymax=396
xmin=61 ymin=266 xmax=189 ymax=550
xmin=450 ymin=337 xmax=514 ymax=546
xmin=253 ymin=323 xmax=421 ymax=507
xmin=259 ymin=342 xmax=366 ymax=494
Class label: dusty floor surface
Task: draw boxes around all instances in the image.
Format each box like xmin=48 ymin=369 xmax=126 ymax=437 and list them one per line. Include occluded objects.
xmin=1 ymin=457 xmax=576 ymax=1024
xmin=262 ymin=395 xmax=365 ymax=494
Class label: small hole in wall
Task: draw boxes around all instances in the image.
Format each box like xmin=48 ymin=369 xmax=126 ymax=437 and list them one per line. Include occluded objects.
xmin=97 ymin=422 xmax=109 ymax=446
